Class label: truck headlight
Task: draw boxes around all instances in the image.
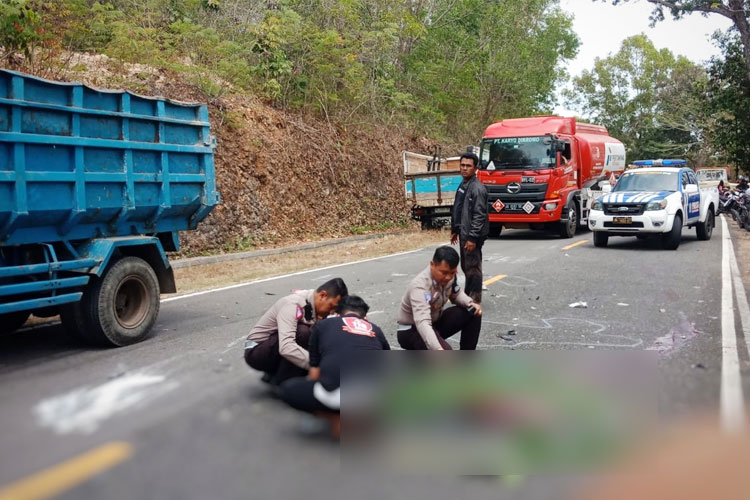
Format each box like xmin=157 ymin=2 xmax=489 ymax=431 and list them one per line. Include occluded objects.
xmin=645 ymin=200 xmax=667 ymax=211
xmin=592 ymin=200 xmax=603 ymax=211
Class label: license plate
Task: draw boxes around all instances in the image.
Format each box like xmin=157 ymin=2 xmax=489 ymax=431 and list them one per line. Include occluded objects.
xmin=613 ymin=216 xmax=632 ymax=224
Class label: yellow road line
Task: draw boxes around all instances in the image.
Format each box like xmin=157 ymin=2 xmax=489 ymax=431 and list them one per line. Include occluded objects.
xmin=0 ymin=442 xmax=133 ymax=500
xmin=483 ymin=274 xmax=507 ymax=286
xmin=561 ymin=239 xmax=588 ymax=251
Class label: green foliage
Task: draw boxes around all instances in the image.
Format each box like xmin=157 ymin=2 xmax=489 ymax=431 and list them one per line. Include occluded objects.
xmin=6 ymin=0 xmax=579 ymax=144
xmin=565 ymin=34 xmax=711 ymax=163
xmin=0 ymin=0 xmax=43 ymax=61
xmin=706 ymin=31 xmax=750 ymax=175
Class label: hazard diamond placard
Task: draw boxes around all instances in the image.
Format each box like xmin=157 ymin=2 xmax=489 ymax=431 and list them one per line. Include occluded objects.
xmin=492 ymin=199 xmax=505 ymax=212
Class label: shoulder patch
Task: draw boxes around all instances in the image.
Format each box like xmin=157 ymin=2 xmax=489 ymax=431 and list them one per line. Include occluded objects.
xmin=295 ymin=305 xmax=303 ymax=320
xmin=424 ymin=292 xmax=432 ymax=302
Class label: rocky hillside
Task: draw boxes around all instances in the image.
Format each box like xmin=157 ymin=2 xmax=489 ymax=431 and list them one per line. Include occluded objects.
xmin=9 ymin=55 xmax=449 ymax=256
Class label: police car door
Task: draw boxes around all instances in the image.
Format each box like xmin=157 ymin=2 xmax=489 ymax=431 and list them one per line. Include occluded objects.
xmin=682 ymin=170 xmax=700 ymax=224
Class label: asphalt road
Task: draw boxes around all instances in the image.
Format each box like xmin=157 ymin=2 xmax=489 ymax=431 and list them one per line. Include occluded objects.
xmin=1 ymin=218 xmax=748 ymax=500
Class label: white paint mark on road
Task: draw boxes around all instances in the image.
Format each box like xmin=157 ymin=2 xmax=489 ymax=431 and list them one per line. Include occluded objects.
xmin=366 ymin=310 xmax=385 ymax=316
xmin=221 ymin=335 xmax=249 ymax=355
xmin=162 ymin=248 xmax=422 ymax=303
xmin=33 ymin=373 xmax=178 ymax=435
xmin=497 ymin=275 xmax=538 ymax=288
xmin=391 ymin=273 xmax=407 ymax=277
xmin=720 ymin=215 xmax=746 ymax=433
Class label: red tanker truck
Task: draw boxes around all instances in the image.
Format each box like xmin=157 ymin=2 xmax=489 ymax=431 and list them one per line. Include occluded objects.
xmin=477 ymin=116 xmax=626 ymax=238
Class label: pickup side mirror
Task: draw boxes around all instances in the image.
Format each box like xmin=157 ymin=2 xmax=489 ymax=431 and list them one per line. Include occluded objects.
xmin=684 ymin=184 xmax=698 ymax=194
xmin=602 ymin=184 xmax=612 ymax=193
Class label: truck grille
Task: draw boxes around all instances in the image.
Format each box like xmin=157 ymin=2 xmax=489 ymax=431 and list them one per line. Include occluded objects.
xmin=603 ymin=204 xmax=645 ymax=216
xmin=485 ymin=183 xmax=548 ymax=202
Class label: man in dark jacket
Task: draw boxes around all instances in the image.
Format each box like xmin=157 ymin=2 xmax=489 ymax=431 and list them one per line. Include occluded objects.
xmin=450 ymin=152 xmax=489 ymax=303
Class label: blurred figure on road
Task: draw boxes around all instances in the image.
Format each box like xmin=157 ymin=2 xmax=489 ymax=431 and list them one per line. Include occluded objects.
xmin=397 ymin=246 xmax=482 ymax=350
xmin=280 ymin=295 xmax=390 ymax=438
xmin=450 ymin=152 xmax=488 ymax=304
xmin=244 ymin=278 xmax=348 ymax=387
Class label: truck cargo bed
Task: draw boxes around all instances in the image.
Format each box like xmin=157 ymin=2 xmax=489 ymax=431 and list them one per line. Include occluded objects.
xmin=0 ymin=69 xmax=218 ymax=246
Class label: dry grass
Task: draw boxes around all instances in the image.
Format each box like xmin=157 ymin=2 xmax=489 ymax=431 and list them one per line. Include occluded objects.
xmin=168 ymin=229 xmax=450 ymax=296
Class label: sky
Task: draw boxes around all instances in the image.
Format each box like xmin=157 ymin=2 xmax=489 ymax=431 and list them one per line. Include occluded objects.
xmin=555 ymin=0 xmax=734 ymax=115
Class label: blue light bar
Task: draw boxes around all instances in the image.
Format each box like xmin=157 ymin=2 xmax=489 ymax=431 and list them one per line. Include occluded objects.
xmin=631 ymin=159 xmax=687 ymax=166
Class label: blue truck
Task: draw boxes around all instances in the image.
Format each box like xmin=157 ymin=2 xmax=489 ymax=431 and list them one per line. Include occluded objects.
xmin=0 ymin=69 xmax=219 ymax=345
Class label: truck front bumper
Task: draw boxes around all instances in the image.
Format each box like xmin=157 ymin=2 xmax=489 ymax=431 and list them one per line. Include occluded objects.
xmin=588 ymin=209 xmax=674 ymax=234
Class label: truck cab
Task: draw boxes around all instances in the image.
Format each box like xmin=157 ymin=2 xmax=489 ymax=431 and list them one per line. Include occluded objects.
xmin=588 ymin=160 xmax=718 ymax=250
xmin=477 ymin=116 xmax=625 ymax=238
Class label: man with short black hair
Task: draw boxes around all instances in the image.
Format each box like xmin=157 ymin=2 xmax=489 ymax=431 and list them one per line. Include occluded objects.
xmin=279 ymin=295 xmax=390 ymax=437
xmin=450 ymin=152 xmax=489 ymax=304
xmin=397 ymin=246 xmax=482 ymax=350
xmin=244 ymin=278 xmax=348 ymax=385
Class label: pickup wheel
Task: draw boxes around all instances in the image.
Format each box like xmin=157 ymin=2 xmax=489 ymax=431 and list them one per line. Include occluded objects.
xmin=593 ymin=231 xmax=608 ymax=247
xmin=661 ymin=214 xmax=682 ymax=250
xmin=0 ymin=311 xmax=30 ymax=334
xmin=67 ymin=257 xmax=160 ymax=346
xmin=696 ymin=207 xmax=714 ymax=240
xmin=559 ymin=201 xmax=578 ymax=238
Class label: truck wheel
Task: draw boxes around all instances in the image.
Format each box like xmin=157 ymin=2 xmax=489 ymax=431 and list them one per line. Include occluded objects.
xmin=559 ymin=201 xmax=578 ymax=238
xmin=593 ymin=232 xmax=608 ymax=248
xmin=75 ymin=257 xmax=160 ymax=346
xmin=489 ymin=224 xmax=502 ymax=238
xmin=420 ymin=219 xmax=433 ymax=230
xmin=0 ymin=311 xmax=30 ymax=334
xmin=696 ymin=208 xmax=714 ymax=240
xmin=661 ymin=214 xmax=682 ymax=250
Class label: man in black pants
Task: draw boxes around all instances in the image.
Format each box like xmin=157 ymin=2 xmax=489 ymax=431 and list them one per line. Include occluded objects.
xmin=397 ymin=246 xmax=482 ymax=350
xmin=244 ymin=278 xmax=348 ymax=386
xmin=280 ymin=295 xmax=390 ymax=436
xmin=450 ymin=152 xmax=489 ymax=304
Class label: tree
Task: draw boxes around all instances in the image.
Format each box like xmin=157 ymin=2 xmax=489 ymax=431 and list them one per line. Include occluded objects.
xmin=565 ymin=34 xmax=711 ymax=162
xmin=403 ymin=0 xmax=579 ymax=141
xmin=602 ymin=0 xmax=750 ymax=83
xmin=705 ymin=30 xmax=750 ymax=175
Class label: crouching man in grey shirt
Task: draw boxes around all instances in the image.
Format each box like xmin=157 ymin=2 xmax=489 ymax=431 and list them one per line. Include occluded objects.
xmin=397 ymin=246 xmax=482 ymax=350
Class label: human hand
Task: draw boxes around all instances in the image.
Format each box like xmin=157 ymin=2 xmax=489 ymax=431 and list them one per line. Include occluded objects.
xmin=450 ymin=233 xmax=458 ymax=245
xmin=464 ymin=240 xmax=476 ymax=252
xmin=469 ymin=303 xmax=482 ymax=316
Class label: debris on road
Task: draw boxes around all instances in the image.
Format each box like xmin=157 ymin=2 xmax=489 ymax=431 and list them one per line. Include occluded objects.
xmin=569 ymin=301 xmax=588 ymax=308
xmin=617 ymin=303 xmax=629 ymax=306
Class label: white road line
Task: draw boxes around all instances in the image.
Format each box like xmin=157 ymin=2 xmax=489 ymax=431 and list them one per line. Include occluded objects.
xmin=727 ymin=227 xmax=750 ymax=360
xmin=720 ymin=215 xmax=746 ymax=433
xmin=161 ymin=248 xmax=423 ymax=303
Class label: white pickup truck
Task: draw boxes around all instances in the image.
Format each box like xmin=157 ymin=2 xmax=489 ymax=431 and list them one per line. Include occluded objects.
xmin=588 ymin=164 xmax=718 ymax=250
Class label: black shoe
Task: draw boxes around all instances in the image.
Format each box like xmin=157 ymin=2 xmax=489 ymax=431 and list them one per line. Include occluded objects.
xmin=260 ymin=372 xmax=273 ymax=384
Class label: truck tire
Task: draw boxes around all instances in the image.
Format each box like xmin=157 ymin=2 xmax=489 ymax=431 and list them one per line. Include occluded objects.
xmin=489 ymin=224 xmax=502 ymax=238
xmin=68 ymin=257 xmax=160 ymax=346
xmin=593 ymin=231 xmax=608 ymax=248
xmin=696 ymin=207 xmax=714 ymax=240
xmin=661 ymin=214 xmax=682 ymax=250
xmin=0 ymin=311 xmax=30 ymax=334
xmin=559 ymin=201 xmax=578 ymax=238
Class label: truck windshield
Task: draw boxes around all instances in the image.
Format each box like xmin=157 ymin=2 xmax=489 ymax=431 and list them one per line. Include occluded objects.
xmin=480 ymin=137 xmax=555 ymax=170
xmin=614 ymin=171 xmax=679 ymax=192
